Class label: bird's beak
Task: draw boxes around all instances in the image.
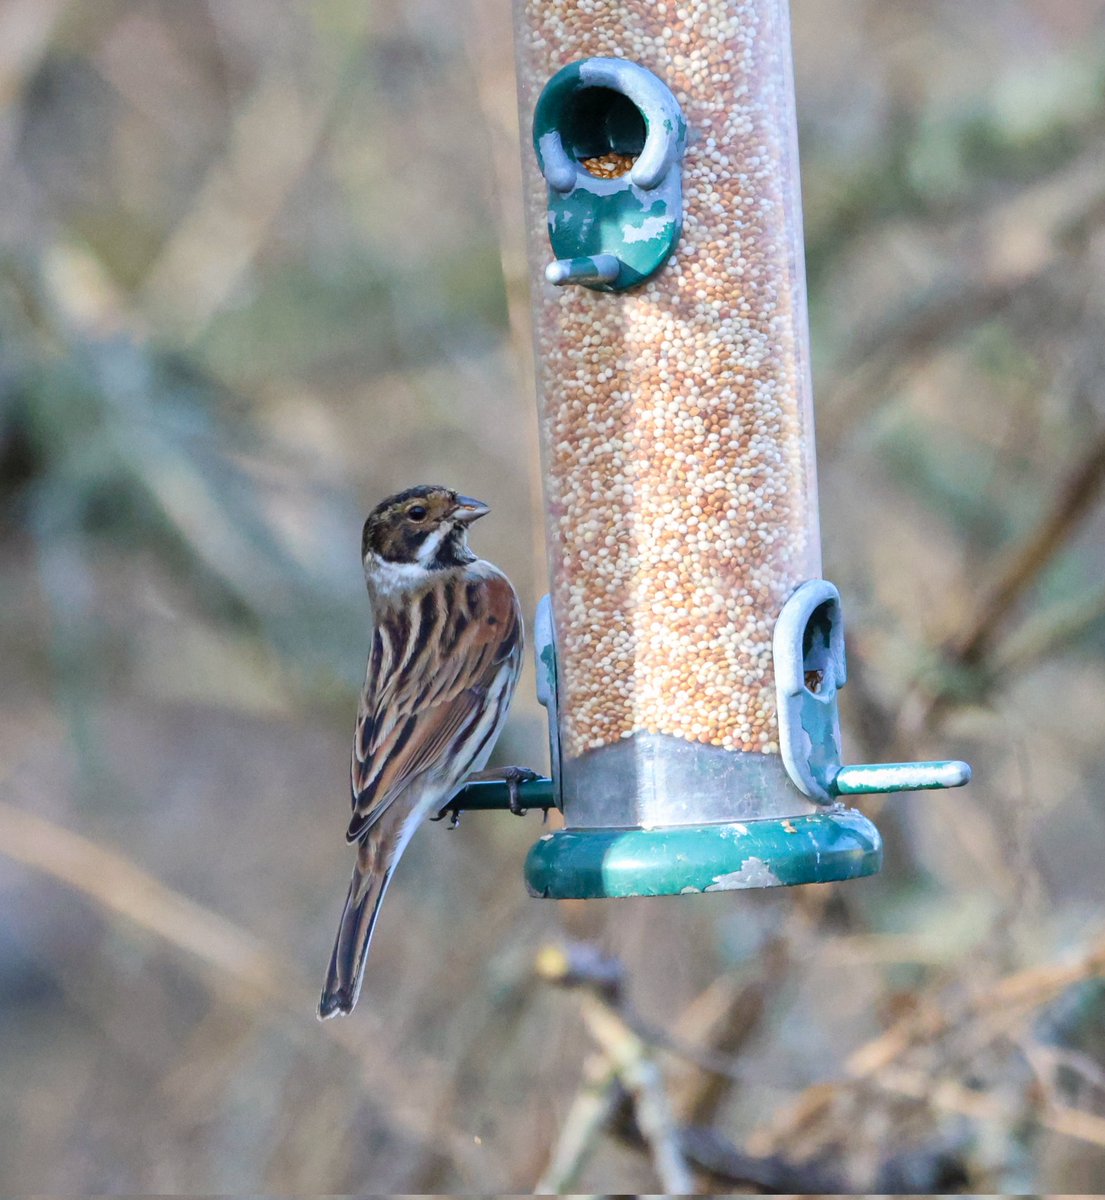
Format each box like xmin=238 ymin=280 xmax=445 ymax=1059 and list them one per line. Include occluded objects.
xmin=453 ymin=495 xmax=491 ymax=524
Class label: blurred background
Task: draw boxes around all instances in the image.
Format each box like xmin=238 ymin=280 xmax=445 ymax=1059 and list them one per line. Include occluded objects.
xmin=1 ymin=0 xmax=1104 ymax=1192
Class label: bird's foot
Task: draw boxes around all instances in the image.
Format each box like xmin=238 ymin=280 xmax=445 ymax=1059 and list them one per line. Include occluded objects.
xmin=504 ymin=765 xmax=541 ymax=815
xmin=467 ymin=764 xmax=542 ymax=815
xmin=429 ymin=803 xmax=461 ymax=829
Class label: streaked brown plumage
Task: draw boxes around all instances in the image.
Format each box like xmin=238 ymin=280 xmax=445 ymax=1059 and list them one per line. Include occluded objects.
xmin=318 ymin=485 xmax=523 ymax=1019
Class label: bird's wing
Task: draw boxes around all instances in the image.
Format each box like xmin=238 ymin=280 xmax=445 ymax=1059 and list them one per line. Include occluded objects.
xmin=347 ymin=570 xmax=522 ymax=842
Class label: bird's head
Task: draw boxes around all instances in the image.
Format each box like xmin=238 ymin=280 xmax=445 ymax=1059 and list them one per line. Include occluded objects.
xmin=361 ymin=485 xmax=490 ymax=572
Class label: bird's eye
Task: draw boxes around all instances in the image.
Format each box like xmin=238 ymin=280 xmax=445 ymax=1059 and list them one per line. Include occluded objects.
xmin=408 ymin=505 xmax=428 ymax=521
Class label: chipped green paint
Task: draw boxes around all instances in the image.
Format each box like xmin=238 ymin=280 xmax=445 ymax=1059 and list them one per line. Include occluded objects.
xmin=796 ymin=598 xmax=844 ymax=795
xmin=524 ymin=809 xmax=882 ymax=899
xmin=533 ymin=58 xmax=685 ymax=292
xmin=539 ymin=642 xmax=557 ymax=695
xmin=532 ymin=62 xmax=589 ymax=158
xmin=799 ymin=691 xmax=841 ymax=797
xmin=832 ymin=761 xmax=972 ymax=796
xmin=548 ymin=188 xmax=675 ymax=289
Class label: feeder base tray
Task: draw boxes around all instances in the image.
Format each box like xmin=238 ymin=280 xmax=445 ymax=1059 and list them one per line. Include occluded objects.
xmin=524 ymin=808 xmax=881 ymax=899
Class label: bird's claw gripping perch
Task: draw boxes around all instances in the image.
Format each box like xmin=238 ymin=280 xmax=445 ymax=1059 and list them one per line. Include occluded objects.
xmin=500 ymin=765 xmax=542 ymax=815
xmin=434 ymin=765 xmax=545 ymax=823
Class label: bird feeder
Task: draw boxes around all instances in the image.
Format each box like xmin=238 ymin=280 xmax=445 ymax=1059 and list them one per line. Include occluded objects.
xmin=453 ymin=0 xmax=969 ymax=897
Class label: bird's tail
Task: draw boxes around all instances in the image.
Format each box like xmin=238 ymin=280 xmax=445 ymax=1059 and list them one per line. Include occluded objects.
xmin=318 ymin=833 xmax=393 ymax=1020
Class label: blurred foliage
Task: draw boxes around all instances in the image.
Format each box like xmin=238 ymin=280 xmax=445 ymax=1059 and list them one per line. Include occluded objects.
xmin=1 ymin=0 xmax=1104 ymax=1193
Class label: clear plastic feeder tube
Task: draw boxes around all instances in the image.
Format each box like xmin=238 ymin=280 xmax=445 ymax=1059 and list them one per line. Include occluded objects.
xmin=517 ymin=0 xmax=821 ymax=828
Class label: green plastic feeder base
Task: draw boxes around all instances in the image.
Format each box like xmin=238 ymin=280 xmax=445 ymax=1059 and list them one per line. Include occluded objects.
xmin=524 ymin=809 xmax=882 ymax=899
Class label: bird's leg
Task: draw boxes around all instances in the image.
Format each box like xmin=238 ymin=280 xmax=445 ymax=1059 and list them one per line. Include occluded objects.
xmin=466 ymin=765 xmax=541 ymax=815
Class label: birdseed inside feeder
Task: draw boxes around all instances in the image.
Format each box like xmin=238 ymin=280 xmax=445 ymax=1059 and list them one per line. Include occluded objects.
xmin=454 ymin=0 xmax=970 ymax=898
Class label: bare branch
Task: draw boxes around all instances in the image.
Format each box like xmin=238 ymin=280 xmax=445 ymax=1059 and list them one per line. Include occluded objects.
xmin=534 ymin=1054 xmax=623 ymax=1194
xmin=947 ymin=422 xmax=1105 ymax=670
xmin=536 ymin=942 xmax=694 ymax=1193
xmin=748 ymin=926 xmax=1105 ymax=1154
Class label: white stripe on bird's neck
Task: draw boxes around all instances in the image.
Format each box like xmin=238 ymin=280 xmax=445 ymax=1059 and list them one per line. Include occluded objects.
xmin=415 ymin=523 xmax=451 ymax=566
xmin=365 ymin=526 xmax=453 ymax=599
xmin=365 ymin=554 xmax=429 ymax=598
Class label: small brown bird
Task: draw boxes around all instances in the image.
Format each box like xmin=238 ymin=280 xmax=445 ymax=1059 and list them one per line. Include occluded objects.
xmin=318 ymin=485 xmax=525 ymax=1019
